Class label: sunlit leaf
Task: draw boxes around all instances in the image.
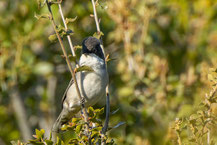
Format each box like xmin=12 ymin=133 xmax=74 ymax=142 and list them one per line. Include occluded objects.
xmin=48 ymin=34 xmax=57 ymax=42
xmin=75 ymin=65 xmax=94 ymax=73
xmin=93 ymin=31 xmax=104 ymax=39
xmin=37 ymin=0 xmax=46 ymax=8
xmin=45 ymin=140 xmax=53 ymax=145
xmin=68 ymin=55 xmax=77 ymax=63
xmin=65 ymin=16 xmax=77 ymax=24
xmin=35 ymin=129 xmax=45 ymax=139
xmin=34 ymin=13 xmax=50 ymax=20
xmin=75 ymin=124 xmax=82 ymax=134
xmin=88 ymin=107 xmax=95 ymax=117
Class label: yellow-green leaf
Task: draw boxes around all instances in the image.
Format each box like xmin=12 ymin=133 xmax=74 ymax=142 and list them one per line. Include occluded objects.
xmin=48 ymin=34 xmax=57 ymax=42
xmin=65 ymin=16 xmax=77 ymax=24
xmin=75 ymin=65 xmax=94 ymax=73
xmin=75 ymin=124 xmax=82 ymax=134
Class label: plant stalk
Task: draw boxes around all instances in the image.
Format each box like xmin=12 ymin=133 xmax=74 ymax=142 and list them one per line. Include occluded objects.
xmin=90 ymin=0 xmax=110 ymax=144
xmin=46 ymin=0 xmax=90 ymax=142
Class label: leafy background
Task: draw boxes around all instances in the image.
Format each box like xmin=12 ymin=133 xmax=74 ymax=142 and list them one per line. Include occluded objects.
xmin=0 ymin=0 xmax=217 ymax=144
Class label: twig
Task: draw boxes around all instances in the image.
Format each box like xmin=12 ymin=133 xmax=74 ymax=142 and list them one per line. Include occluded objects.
xmin=206 ymin=84 xmax=217 ymax=145
xmin=45 ymin=0 xmax=90 ymax=142
xmin=10 ymin=84 xmax=32 ymax=141
xmin=57 ymin=2 xmax=92 ymax=144
xmin=102 ymin=90 xmax=110 ymax=133
xmin=90 ymin=0 xmax=110 ymax=144
xmin=91 ymin=0 xmax=105 ymax=55
xmin=58 ymin=2 xmax=76 ymax=57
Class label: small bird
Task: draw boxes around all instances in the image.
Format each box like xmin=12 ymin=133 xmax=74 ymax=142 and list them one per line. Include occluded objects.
xmin=52 ymin=37 xmax=108 ymax=135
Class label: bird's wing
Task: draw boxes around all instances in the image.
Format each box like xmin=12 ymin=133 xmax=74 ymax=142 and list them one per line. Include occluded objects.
xmin=61 ymin=78 xmax=74 ymax=108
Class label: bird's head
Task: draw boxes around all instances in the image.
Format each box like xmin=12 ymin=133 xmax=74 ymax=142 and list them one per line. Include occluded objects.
xmin=82 ymin=37 xmax=104 ymax=60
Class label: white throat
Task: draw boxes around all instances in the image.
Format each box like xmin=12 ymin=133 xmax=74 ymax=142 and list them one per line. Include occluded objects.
xmin=79 ymin=53 xmax=105 ymax=71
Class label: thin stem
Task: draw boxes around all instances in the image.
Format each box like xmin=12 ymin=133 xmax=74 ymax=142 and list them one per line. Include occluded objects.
xmin=57 ymin=0 xmax=91 ymax=134
xmin=91 ymin=0 xmax=101 ymax=33
xmin=10 ymin=38 xmax=32 ymax=141
xmin=91 ymin=0 xmax=105 ymax=56
xmin=58 ymin=3 xmax=76 ymax=57
xmin=46 ymin=1 xmax=81 ymax=101
xmin=10 ymin=84 xmax=32 ymax=141
xmin=90 ymin=0 xmax=110 ymax=144
xmin=206 ymin=84 xmax=217 ymax=145
xmin=46 ymin=0 xmax=89 ymax=128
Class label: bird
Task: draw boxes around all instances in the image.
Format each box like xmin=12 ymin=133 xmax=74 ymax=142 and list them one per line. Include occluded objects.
xmin=52 ymin=36 xmax=108 ymax=137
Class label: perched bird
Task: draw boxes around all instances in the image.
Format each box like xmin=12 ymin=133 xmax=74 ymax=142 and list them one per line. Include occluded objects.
xmin=52 ymin=37 xmax=108 ymax=135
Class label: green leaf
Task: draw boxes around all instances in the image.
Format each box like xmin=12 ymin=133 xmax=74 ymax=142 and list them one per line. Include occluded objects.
xmin=34 ymin=13 xmax=50 ymax=20
xmin=92 ymin=126 xmax=102 ymax=131
xmin=65 ymin=29 xmax=74 ymax=36
xmin=29 ymin=140 xmax=44 ymax=145
xmin=75 ymin=65 xmax=94 ymax=73
xmin=68 ymin=55 xmax=77 ymax=63
xmin=95 ymin=108 xmax=104 ymax=115
xmin=57 ymin=25 xmax=66 ymax=35
xmin=37 ymin=0 xmax=46 ymax=8
xmin=10 ymin=140 xmax=24 ymax=145
xmin=45 ymin=140 xmax=53 ymax=145
xmin=74 ymin=45 xmax=82 ymax=59
xmin=95 ymin=0 xmax=99 ymax=7
xmin=48 ymin=34 xmax=58 ymax=42
xmin=72 ymin=118 xmax=81 ymax=123
xmin=93 ymin=31 xmax=104 ymax=39
xmin=68 ymin=138 xmax=79 ymax=144
xmin=75 ymin=124 xmax=82 ymax=134
xmin=35 ymin=129 xmax=45 ymax=139
xmin=91 ymin=130 xmax=99 ymax=138
xmin=88 ymin=107 xmax=95 ymax=117
xmin=56 ymin=25 xmax=74 ymax=38
xmin=65 ymin=16 xmax=77 ymax=24
xmin=74 ymin=45 xmax=82 ymax=49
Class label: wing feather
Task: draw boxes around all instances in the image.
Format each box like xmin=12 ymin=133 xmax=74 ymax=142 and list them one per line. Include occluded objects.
xmin=61 ymin=78 xmax=74 ymax=108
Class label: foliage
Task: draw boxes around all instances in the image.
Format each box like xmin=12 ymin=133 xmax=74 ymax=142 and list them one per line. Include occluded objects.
xmin=174 ymin=68 xmax=217 ymax=145
xmin=12 ymin=107 xmax=116 ymax=145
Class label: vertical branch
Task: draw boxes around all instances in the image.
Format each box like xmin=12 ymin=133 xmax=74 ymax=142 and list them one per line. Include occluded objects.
xmin=206 ymin=84 xmax=217 ymax=145
xmin=91 ymin=0 xmax=105 ymax=55
xmin=45 ymin=0 xmax=90 ymax=140
xmin=90 ymin=0 xmax=110 ymax=144
xmin=10 ymin=85 xmax=32 ymax=141
xmin=57 ymin=2 xmax=92 ymax=144
xmin=58 ymin=2 xmax=76 ymax=57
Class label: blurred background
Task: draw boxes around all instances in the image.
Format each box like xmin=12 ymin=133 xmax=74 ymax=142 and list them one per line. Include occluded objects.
xmin=0 ymin=0 xmax=217 ymax=144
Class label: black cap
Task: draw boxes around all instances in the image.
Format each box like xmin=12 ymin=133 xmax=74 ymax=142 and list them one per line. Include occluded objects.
xmin=82 ymin=37 xmax=104 ymax=60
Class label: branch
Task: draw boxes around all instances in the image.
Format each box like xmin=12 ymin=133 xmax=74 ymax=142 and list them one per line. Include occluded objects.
xmin=91 ymin=0 xmax=105 ymax=55
xmin=58 ymin=2 xmax=76 ymax=57
xmin=10 ymin=84 xmax=32 ymax=142
xmin=102 ymin=90 xmax=110 ymax=134
xmin=57 ymin=2 xmax=92 ymax=144
xmin=90 ymin=0 xmax=110 ymax=144
xmin=45 ymin=0 xmax=90 ymax=142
